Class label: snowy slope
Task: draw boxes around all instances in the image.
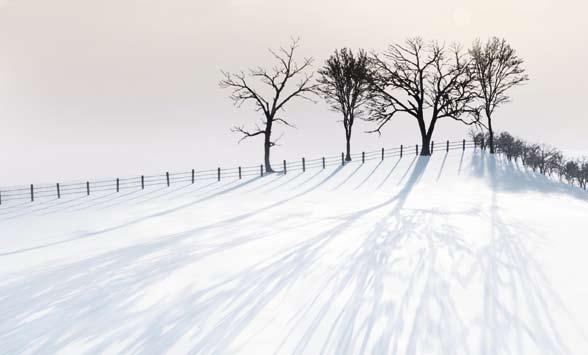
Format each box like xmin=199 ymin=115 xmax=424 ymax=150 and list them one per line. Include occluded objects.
xmin=1 ymin=149 xmax=587 ymax=354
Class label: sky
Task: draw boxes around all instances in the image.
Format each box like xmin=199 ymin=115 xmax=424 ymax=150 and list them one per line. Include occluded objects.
xmin=0 ymin=0 xmax=586 ymax=185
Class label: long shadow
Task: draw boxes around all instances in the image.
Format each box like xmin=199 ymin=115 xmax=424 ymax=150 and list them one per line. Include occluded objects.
xmin=0 ymin=177 xmax=236 ymax=220
xmin=117 ymin=182 xmax=197 ymax=206
xmin=289 ymin=169 xmax=327 ymax=191
xmin=471 ymin=150 xmax=588 ymax=202
xmin=261 ymin=172 xmax=306 ymax=193
xmin=144 ymin=158 xmax=430 ymax=354
xmin=0 ymin=155 xmax=488 ymax=354
xmin=243 ymin=172 xmax=286 ymax=194
xmin=0 ymin=165 xmax=343 ymax=258
xmin=0 ymin=177 xmax=261 ymax=257
xmin=377 ymin=157 xmax=403 ymax=190
xmin=458 ymin=149 xmax=465 ymax=175
xmin=94 ymin=184 xmax=194 ymax=211
xmin=331 ymin=163 xmax=363 ymax=190
xmin=436 ymin=152 xmax=448 ymax=182
xmin=2 ymin=151 xmax=583 ymax=353
xmin=58 ymin=191 xmax=131 ymax=214
xmin=354 ymin=161 xmax=383 ymax=190
xmin=0 ymin=204 xmax=351 ymax=354
xmin=283 ymin=154 xmax=581 ymax=354
xmin=0 ymin=193 xmax=78 ymax=217
xmin=85 ymin=179 xmax=231 ymax=213
xmin=0 ymin=193 xmax=102 ymax=220
xmin=122 ymin=179 xmax=243 ymax=208
xmin=397 ymin=155 xmax=418 ymax=186
xmin=0 ymin=200 xmax=33 ymax=213
xmin=348 ymin=156 xmax=429 ymax=218
xmin=31 ymin=187 xmax=164 ymax=218
xmin=1 ymin=187 xmax=156 ymax=220
xmin=163 ymin=165 xmax=344 ymax=239
xmin=188 ymin=157 xmax=433 ymax=354
xmin=477 ymin=154 xmax=575 ymax=354
xmin=296 ymin=209 xmax=474 ymax=354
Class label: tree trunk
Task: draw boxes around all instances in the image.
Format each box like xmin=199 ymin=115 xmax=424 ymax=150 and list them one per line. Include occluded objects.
xmin=264 ymin=133 xmax=274 ymax=173
xmin=487 ymin=111 xmax=495 ymax=154
xmin=345 ymin=134 xmax=352 ymax=161
xmin=420 ymin=133 xmax=431 ymax=156
xmin=419 ymin=118 xmax=433 ymax=156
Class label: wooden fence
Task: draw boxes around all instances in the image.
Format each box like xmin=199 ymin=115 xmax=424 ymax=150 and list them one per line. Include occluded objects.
xmin=0 ymin=139 xmax=477 ymax=204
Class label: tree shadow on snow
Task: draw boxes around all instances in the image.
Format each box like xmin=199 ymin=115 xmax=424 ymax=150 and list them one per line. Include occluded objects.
xmin=0 ymin=158 xmax=428 ymax=354
xmin=0 ymin=154 xmax=583 ymax=354
xmin=471 ymin=149 xmax=587 ymax=202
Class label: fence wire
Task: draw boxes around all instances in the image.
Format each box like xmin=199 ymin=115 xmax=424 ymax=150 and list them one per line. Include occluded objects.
xmin=0 ymin=139 xmax=477 ymax=204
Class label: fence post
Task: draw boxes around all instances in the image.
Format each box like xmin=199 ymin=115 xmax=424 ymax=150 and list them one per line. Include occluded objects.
xmin=381 ymin=148 xmax=384 ymax=161
xmin=116 ymin=178 xmax=119 ymax=192
xmin=283 ymin=160 xmax=287 ymax=174
xmin=30 ymin=184 xmax=34 ymax=202
xmin=260 ymin=164 xmax=264 ymax=177
xmin=166 ymin=172 xmax=170 ymax=187
xmin=416 ymin=144 xmax=419 ymax=156
xmin=192 ymin=169 xmax=195 ymax=184
xmin=0 ymin=191 xmax=2 ymax=205
xmin=57 ymin=183 xmax=60 ymax=199
xmin=141 ymin=175 xmax=144 ymax=189
xmin=341 ymin=153 xmax=344 ymax=165
xmin=238 ymin=167 xmax=242 ymax=179
xmin=86 ymin=181 xmax=90 ymax=196
xmin=401 ymin=144 xmax=403 ymax=158
xmin=302 ymin=158 xmax=306 ymax=172
xmin=217 ymin=168 xmax=221 ymax=181
xmin=446 ymin=140 xmax=449 ymax=152
xmin=362 ymin=152 xmax=365 ymax=163
xmin=463 ymin=139 xmax=466 ymax=150
xmin=322 ymin=157 xmax=325 ymax=169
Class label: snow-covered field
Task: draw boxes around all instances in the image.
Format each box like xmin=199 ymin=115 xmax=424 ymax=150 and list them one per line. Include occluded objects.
xmin=1 ymin=149 xmax=587 ymax=354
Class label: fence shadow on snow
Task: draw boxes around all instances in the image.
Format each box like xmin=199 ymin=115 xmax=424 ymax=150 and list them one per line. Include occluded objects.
xmin=0 ymin=151 xmax=580 ymax=353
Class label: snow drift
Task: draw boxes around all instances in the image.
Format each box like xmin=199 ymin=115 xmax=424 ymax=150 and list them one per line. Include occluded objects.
xmin=1 ymin=148 xmax=587 ymax=354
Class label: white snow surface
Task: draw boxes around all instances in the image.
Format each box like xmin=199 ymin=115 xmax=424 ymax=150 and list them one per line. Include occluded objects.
xmin=1 ymin=149 xmax=588 ymax=354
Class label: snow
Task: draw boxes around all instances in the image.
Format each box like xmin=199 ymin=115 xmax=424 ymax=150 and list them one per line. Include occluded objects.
xmin=1 ymin=149 xmax=587 ymax=354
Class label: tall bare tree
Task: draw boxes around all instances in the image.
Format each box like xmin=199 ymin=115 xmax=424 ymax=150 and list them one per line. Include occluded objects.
xmin=219 ymin=38 xmax=318 ymax=172
xmin=470 ymin=37 xmax=529 ymax=154
xmin=317 ymin=48 xmax=372 ymax=161
xmin=367 ymin=38 xmax=479 ymax=155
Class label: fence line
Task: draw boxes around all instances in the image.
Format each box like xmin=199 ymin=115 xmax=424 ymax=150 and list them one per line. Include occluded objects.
xmin=0 ymin=139 xmax=477 ymax=204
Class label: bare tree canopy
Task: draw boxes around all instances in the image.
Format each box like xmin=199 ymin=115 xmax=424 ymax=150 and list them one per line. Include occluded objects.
xmin=470 ymin=37 xmax=529 ymax=153
xmin=317 ymin=48 xmax=372 ymax=161
xmin=367 ymin=38 xmax=480 ymax=155
xmin=219 ymin=38 xmax=318 ymax=172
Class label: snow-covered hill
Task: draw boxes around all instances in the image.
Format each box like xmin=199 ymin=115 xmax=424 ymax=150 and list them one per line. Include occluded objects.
xmin=1 ymin=149 xmax=587 ymax=354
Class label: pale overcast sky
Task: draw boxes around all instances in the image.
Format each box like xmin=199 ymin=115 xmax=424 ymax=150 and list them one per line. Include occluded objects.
xmin=0 ymin=0 xmax=586 ymax=185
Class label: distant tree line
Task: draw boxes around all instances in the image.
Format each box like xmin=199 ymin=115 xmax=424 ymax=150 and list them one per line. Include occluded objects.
xmin=220 ymin=36 xmax=528 ymax=166
xmin=472 ymin=131 xmax=588 ymax=189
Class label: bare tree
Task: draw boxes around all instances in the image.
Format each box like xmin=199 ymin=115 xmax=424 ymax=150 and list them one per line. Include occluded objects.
xmin=367 ymin=38 xmax=480 ymax=156
xmin=541 ymin=146 xmax=563 ymax=177
xmin=487 ymin=129 xmax=587 ymax=189
xmin=522 ymin=144 xmax=541 ymax=171
xmin=317 ymin=48 xmax=372 ymax=161
xmin=563 ymin=161 xmax=580 ymax=185
xmin=495 ymin=131 xmax=516 ymax=160
xmin=219 ymin=38 xmax=318 ymax=172
xmin=470 ymin=37 xmax=529 ymax=154
xmin=580 ymin=160 xmax=588 ymax=189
